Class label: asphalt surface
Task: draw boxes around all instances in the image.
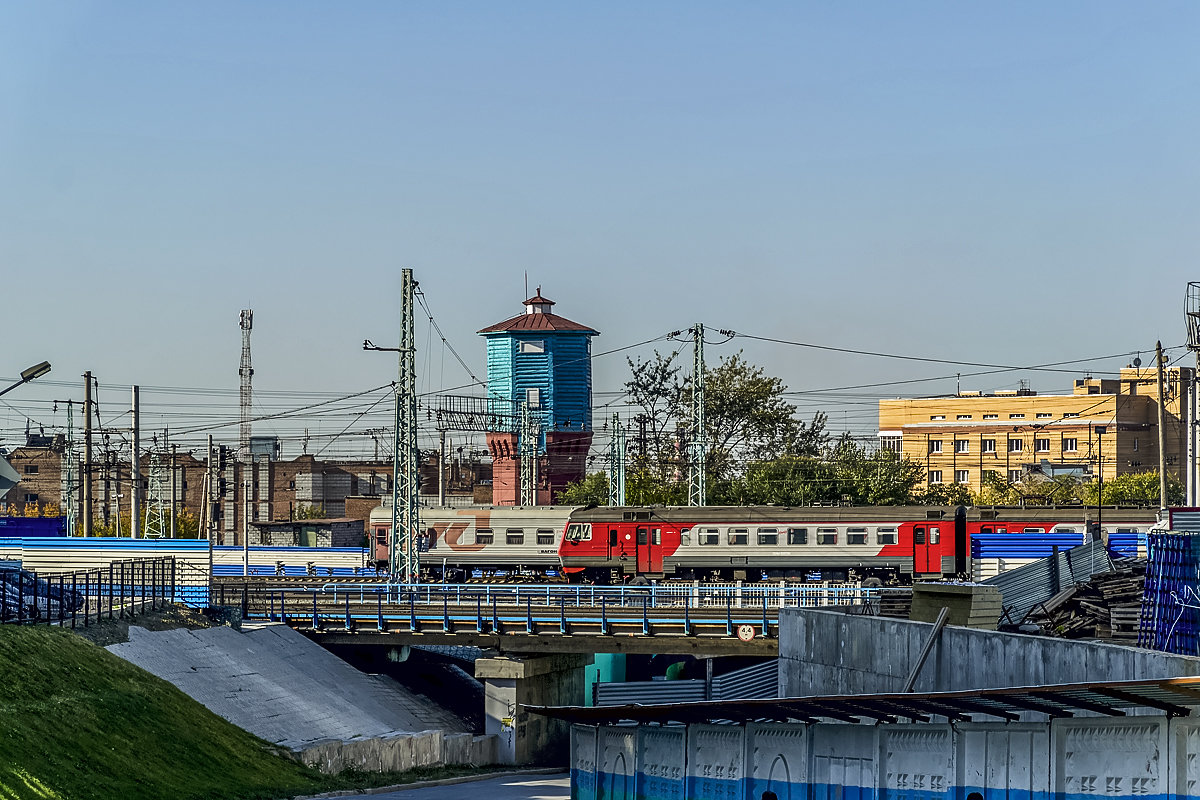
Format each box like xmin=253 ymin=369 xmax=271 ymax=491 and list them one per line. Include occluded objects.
xmin=356 ymin=772 xmax=569 ymax=799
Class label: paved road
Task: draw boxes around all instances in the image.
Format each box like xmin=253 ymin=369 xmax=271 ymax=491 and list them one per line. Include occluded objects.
xmin=358 ymin=772 xmax=569 ymax=800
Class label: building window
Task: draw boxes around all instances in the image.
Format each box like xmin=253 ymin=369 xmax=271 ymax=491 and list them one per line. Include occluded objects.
xmin=982 ymin=439 xmax=996 ymax=453
xmin=1035 ymin=438 xmax=1051 ymax=452
xmin=955 ymin=469 xmax=969 ymax=484
xmin=847 ymin=527 xmax=868 ymax=545
xmin=928 ymin=440 xmax=942 ymax=454
xmin=787 ymin=527 xmax=808 ymax=545
xmin=23 ymin=493 xmax=38 ymax=503
xmin=954 ymin=440 xmax=969 ymax=454
xmin=956 ymin=414 xmax=972 ymax=420
xmin=699 ymin=527 xmax=720 ymax=546
xmin=757 ymin=528 xmax=778 ymax=545
xmin=526 ymin=388 xmax=541 ymax=408
xmin=879 ymin=436 xmax=901 ymax=453
xmin=536 ymin=529 xmax=555 ymax=545
xmin=983 ymin=470 xmax=999 ymax=481
xmin=519 ymin=340 xmax=545 ymax=354
xmin=983 ymin=414 xmax=999 ymax=420
xmin=22 ymin=465 xmax=37 ymax=475
xmin=1008 ymin=469 xmax=1023 ymax=483
xmin=1063 ymin=438 xmax=1078 ymax=452
xmin=930 ymin=415 xmax=945 ymax=421
xmin=817 ymin=528 xmax=838 ymax=545
xmin=928 ymin=470 xmax=943 ymax=484
xmin=1036 ymin=413 xmax=1052 ymax=419
xmin=1009 ymin=439 xmax=1024 ymax=452
xmin=1009 ymin=413 xmax=1025 ymax=419
xmin=505 ymin=529 xmax=525 ymax=545
xmin=727 ymin=527 xmax=748 ymax=545
xmin=876 ymin=527 xmax=898 ymax=545
xmin=1063 ymin=412 xmax=1078 ymax=418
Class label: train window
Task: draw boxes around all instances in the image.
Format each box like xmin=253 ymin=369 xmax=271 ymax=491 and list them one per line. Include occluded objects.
xmin=652 ymin=528 xmax=661 ymax=545
xmin=757 ymin=528 xmax=778 ymax=545
xmin=728 ymin=528 xmax=748 ymax=545
xmin=475 ymin=528 xmax=494 ymax=545
xmin=1115 ymin=528 xmax=1136 ymax=533
xmin=680 ymin=527 xmax=691 ymax=546
xmin=609 ymin=529 xmax=618 ymax=546
xmin=846 ymin=527 xmax=868 ymax=545
xmin=637 ymin=527 xmax=648 ymax=545
xmin=506 ymin=529 xmax=525 ymax=545
xmin=817 ymin=528 xmax=838 ymax=545
xmin=929 ymin=527 xmax=940 ymax=544
xmin=537 ymin=529 xmax=555 ymax=545
xmin=1052 ymin=527 xmax=1077 ymax=534
xmin=787 ymin=528 xmax=808 ymax=545
xmin=1022 ymin=527 xmax=1045 ymax=534
xmin=914 ymin=527 xmax=926 ymax=545
xmin=876 ymin=527 xmax=898 ymax=545
xmin=699 ymin=528 xmax=720 ymax=546
xmin=375 ymin=528 xmax=388 ymax=544
xmin=565 ymin=523 xmax=591 ymax=541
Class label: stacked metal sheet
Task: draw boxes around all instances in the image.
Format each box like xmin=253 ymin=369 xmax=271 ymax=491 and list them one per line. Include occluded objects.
xmin=1138 ymin=532 xmax=1200 ymax=655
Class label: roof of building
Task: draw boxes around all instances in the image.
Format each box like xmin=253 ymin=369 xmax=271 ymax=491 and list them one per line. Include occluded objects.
xmin=477 ymin=291 xmax=598 ymax=335
xmin=528 ymin=675 xmax=1200 ymax=725
xmin=250 ymin=517 xmax=363 ymax=528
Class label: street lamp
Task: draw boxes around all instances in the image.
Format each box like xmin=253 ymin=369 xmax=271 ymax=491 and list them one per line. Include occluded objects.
xmin=1095 ymin=426 xmax=1107 ymax=544
xmin=0 ymin=361 xmax=51 ymax=398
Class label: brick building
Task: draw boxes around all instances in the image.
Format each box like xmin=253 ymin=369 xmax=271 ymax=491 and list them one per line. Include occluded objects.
xmin=877 ymin=366 xmax=1194 ymax=496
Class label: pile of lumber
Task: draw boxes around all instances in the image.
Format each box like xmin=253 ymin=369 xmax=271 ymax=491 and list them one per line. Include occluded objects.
xmin=1024 ymin=561 xmax=1146 ymax=642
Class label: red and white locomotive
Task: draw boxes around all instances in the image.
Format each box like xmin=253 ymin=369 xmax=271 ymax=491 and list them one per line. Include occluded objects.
xmin=369 ymin=503 xmax=1158 ymax=583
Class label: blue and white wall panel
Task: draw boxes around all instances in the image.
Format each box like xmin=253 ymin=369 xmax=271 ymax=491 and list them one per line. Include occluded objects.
xmin=811 ymin=724 xmax=877 ymax=800
xmin=597 ymin=726 xmax=636 ymax=800
xmin=211 ymin=545 xmax=369 ymax=577
xmin=636 ymin=726 xmax=685 ymax=800
xmin=1171 ymin=718 xmax=1200 ymax=800
xmin=956 ymin=724 xmax=1049 ymax=800
xmin=1051 ymin=718 xmax=1167 ymax=800
xmin=746 ymin=723 xmax=807 ymax=800
xmin=686 ymin=724 xmax=745 ymax=800
xmin=571 ymin=724 xmax=598 ymax=800
xmin=879 ymin=725 xmax=954 ymax=800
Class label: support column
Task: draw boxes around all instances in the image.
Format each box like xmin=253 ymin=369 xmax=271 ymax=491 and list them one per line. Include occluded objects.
xmin=475 ymin=653 xmax=587 ymax=765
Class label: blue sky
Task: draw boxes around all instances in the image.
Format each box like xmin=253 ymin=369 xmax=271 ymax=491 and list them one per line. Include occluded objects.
xmin=1 ymin=3 xmax=1197 ymax=456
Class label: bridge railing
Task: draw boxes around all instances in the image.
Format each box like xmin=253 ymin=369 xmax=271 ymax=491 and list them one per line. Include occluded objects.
xmin=278 ymin=581 xmax=885 ymax=609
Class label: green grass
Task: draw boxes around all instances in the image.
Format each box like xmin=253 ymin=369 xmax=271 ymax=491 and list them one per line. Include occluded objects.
xmin=0 ymin=625 xmax=499 ymax=800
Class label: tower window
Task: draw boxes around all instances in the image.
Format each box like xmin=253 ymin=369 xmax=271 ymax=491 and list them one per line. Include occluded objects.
xmin=526 ymin=388 xmax=541 ymax=408
xmin=519 ymin=340 xmax=545 ymax=354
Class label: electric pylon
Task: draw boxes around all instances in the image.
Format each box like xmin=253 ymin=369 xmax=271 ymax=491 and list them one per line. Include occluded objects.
xmin=688 ymin=323 xmax=706 ymax=506
xmin=390 ymin=270 xmax=420 ymax=580
xmin=144 ymin=448 xmax=169 ymax=539
xmin=608 ymin=413 xmax=626 ymax=506
xmin=520 ymin=401 xmax=540 ymax=506
xmin=239 ymin=310 xmax=254 ymax=458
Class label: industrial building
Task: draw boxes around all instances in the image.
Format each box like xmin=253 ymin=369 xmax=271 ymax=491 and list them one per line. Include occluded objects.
xmin=878 ymin=366 xmax=1195 ymax=496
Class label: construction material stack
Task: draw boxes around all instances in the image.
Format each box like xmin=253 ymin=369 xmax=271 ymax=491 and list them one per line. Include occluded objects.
xmin=1139 ymin=532 xmax=1200 ymax=655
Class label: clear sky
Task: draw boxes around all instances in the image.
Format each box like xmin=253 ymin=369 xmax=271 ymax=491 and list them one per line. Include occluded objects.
xmin=1 ymin=2 xmax=1198 ymax=459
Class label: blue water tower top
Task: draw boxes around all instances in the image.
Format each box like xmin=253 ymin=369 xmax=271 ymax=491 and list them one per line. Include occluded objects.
xmin=478 ymin=289 xmax=599 ymax=433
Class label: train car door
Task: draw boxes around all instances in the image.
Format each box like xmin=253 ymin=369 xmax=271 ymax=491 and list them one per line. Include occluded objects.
xmin=635 ymin=526 xmax=664 ymax=574
xmin=912 ymin=525 xmax=936 ymax=574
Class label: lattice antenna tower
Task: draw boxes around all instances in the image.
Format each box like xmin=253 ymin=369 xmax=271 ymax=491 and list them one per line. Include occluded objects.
xmin=144 ymin=444 xmax=169 ymax=539
xmin=239 ymin=309 xmax=254 ymax=458
xmin=1188 ymin=284 xmax=1200 ymax=352
xmin=688 ymin=323 xmax=707 ymax=506
xmin=61 ymin=401 xmax=75 ymax=535
xmin=390 ymin=270 xmax=420 ymax=580
xmin=608 ymin=413 xmax=626 ymax=506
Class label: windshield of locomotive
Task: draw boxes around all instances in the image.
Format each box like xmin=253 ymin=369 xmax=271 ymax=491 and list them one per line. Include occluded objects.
xmin=564 ymin=522 xmax=592 ymax=541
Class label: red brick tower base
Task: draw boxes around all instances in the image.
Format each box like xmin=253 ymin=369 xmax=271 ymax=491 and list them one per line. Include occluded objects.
xmin=486 ymin=430 xmax=594 ymax=506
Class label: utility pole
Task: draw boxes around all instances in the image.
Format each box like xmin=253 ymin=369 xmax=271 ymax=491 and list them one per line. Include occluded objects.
xmin=688 ymin=323 xmax=706 ymax=506
xmin=1157 ymin=341 xmax=1168 ymax=511
xmin=170 ymin=442 xmax=178 ymax=538
xmin=608 ymin=413 xmax=626 ymax=506
xmin=243 ymin=477 xmax=251 ymax=576
xmin=64 ymin=401 xmax=75 ymax=536
xmin=1186 ymin=283 xmax=1200 ymax=507
xmin=239 ymin=310 xmax=254 ymax=459
xmin=83 ymin=372 xmax=93 ymax=537
xmin=131 ymin=386 xmax=141 ymax=538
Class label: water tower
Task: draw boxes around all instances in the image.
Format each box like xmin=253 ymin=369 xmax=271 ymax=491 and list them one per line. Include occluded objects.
xmin=478 ymin=289 xmax=598 ymax=505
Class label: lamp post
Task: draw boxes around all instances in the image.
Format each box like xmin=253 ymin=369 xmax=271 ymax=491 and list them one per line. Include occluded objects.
xmin=0 ymin=361 xmax=51 ymax=398
xmin=1095 ymin=426 xmax=1107 ymax=544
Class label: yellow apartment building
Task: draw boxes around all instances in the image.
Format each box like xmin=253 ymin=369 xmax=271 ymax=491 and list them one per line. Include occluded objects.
xmin=877 ymin=367 xmax=1194 ymax=496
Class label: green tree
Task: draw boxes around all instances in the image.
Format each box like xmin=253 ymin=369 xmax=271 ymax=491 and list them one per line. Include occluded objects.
xmin=559 ymin=471 xmax=609 ymax=505
xmin=913 ymin=482 xmax=972 ymax=506
xmin=826 ymin=435 xmax=926 ymax=505
xmin=294 ymin=503 xmax=327 ymax=520
xmin=1080 ymin=470 xmax=1183 ymax=506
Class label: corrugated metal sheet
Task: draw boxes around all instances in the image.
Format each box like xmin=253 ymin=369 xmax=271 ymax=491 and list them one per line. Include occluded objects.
xmin=595 ymin=660 xmax=777 ymax=706
xmin=712 ymin=660 xmax=778 ymax=700
xmin=982 ymin=539 xmax=1113 ymax=624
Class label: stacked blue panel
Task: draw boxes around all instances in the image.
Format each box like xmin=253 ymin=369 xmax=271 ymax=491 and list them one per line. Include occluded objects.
xmin=1105 ymin=531 xmax=1145 ymax=559
xmin=971 ymin=532 xmax=1085 ymax=559
xmin=1138 ymin=532 xmax=1200 ymax=655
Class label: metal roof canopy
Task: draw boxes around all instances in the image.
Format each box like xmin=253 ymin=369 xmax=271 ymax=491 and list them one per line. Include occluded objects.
xmin=528 ymin=675 xmax=1200 ymax=726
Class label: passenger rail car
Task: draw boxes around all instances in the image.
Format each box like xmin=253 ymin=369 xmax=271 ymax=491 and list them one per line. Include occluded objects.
xmin=557 ymin=505 xmax=1160 ymax=583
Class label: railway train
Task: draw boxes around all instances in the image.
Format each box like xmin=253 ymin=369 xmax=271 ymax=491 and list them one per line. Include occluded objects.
xmin=369 ymin=503 xmax=1161 ymax=584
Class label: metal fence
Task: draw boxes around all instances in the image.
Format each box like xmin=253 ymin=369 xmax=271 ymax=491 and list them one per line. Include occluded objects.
xmin=1 ymin=556 xmax=177 ymax=628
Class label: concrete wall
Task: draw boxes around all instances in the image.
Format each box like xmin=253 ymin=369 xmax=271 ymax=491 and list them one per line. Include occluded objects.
xmin=574 ymin=716 xmax=1200 ymax=800
xmin=296 ymin=731 xmax=497 ymax=774
xmin=779 ymin=608 xmax=1200 ymax=697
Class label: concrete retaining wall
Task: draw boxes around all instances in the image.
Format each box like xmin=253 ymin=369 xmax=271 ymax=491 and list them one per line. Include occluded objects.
xmin=779 ymin=608 xmax=1200 ymax=696
xmin=296 ymin=731 xmax=497 ymax=774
